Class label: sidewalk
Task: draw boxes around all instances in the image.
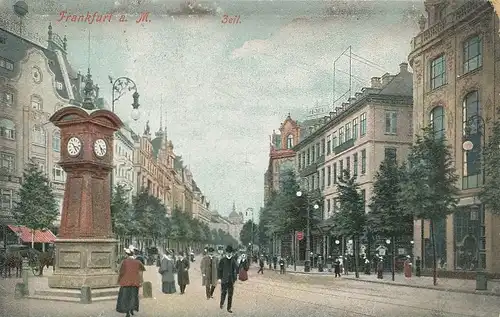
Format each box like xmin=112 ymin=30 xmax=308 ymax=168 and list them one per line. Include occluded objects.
xmin=259 ymin=264 xmax=500 ymax=297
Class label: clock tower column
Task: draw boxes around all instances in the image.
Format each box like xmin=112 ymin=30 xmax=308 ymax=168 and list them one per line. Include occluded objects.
xmin=47 ymin=103 xmax=123 ymax=290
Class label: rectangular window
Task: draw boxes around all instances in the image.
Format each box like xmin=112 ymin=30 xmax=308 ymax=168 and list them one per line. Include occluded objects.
xmin=327 ymin=166 xmax=331 ymax=186
xmin=339 ymin=127 xmax=345 ymax=144
xmin=361 ymin=189 xmax=366 ymax=212
xmin=316 ymin=171 xmax=320 ymax=189
xmin=463 ymin=36 xmax=482 ymax=74
xmin=2 ymin=92 xmax=13 ymax=106
xmin=52 ymin=165 xmax=65 ymax=182
xmin=298 ymin=153 xmax=302 ymax=169
xmin=385 ymin=111 xmax=397 ymax=134
xmin=311 ymin=145 xmax=316 ymax=162
xmin=316 ymin=143 xmax=320 ymax=158
xmin=345 ymin=122 xmax=351 ymax=140
xmin=0 ymin=152 xmax=15 ymax=173
xmin=384 ymin=147 xmax=397 ymax=162
xmin=326 ymin=135 xmax=331 ymax=155
xmin=321 ymin=139 xmax=326 ymax=156
xmin=311 ymin=175 xmax=315 ymax=191
xmin=431 ymin=54 xmax=446 ymax=89
xmin=360 ymin=113 xmax=367 ymax=136
xmin=333 ymin=163 xmax=337 ymax=184
xmin=302 ymin=152 xmax=306 ymax=168
xmin=361 ymin=149 xmax=367 ymax=174
xmin=307 ymin=148 xmax=311 ymax=165
xmin=31 ymin=99 xmax=42 ymax=110
xmin=332 ymin=131 xmax=338 ymax=148
xmin=0 ymin=189 xmax=12 ymax=209
xmin=327 ymin=199 xmax=331 ymax=215
xmin=353 ymin=153 xmax=358 ymax=176
xmin=346 ymin=157 xmax=351 ymax=176
xmin=321 ymin=168 xmax=325 ymax=189
xmin=56 ymin=82 xmax=63 ymax=90
xmin=352 ymin=118 xmax=358 ymax=140
xmin=339 ymin=160 xmax=344 ymax=178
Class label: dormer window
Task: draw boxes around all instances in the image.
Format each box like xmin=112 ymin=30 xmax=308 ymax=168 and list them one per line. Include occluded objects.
xmin=287 ymin=134 xmax=293 ymax=149
xmin=56 ymin=82 xmax=63 ymax=90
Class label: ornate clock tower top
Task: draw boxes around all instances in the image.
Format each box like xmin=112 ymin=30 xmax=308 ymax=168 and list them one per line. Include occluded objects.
xmin=50 ymin=106 xmax=123 ymax=239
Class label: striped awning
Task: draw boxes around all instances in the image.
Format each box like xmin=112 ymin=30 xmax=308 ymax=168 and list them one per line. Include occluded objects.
xmin=7 ymin=225 xmax=56 ymax=243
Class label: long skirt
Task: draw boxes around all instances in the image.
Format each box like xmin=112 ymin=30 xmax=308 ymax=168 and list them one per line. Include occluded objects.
xmin=162 ymin=281 xmax=176 ymax=294
xmin=116 ymin=286 xmax=139 ymax=313
xmin=238 ymin=268 xmax=248 ymax=281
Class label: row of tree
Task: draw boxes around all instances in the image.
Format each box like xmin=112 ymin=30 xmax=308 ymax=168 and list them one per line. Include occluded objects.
xmin=259 ymin=125 xmax=500 ymax=285
xmin=9 ymin=165 xmax=238 ymax=248
xmin=111 ymin=185 xmax=239 ymax=248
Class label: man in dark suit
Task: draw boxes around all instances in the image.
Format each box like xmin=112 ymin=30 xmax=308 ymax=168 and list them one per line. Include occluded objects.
xmin=218 ymin=245 xmax=238 ymax=313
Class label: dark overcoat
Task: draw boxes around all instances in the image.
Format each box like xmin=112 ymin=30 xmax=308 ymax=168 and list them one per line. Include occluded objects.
xmin=200 ymin=255 xmax=218 ymax=286
xmin=176 ymin=257 xmax=190 ymax=285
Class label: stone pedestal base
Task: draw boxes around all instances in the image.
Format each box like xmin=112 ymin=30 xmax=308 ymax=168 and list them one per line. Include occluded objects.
xmin=48 ymin=238 xmax=118 ymax=289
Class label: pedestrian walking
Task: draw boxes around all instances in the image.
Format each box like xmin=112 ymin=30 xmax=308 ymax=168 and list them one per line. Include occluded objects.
xmin=116 ymin=247 xmax=145 ymax=317
xmin=201 ymin=247 xmax=218 ymax=299
xmin=415 ymin=256 xmax=421 ymax=277
xmin=238 ymin=254 xmax=249 ymax=281
xmin=218 ymin=245 xmax=238 ymax=313
xmin=279 ymin=257 xmax=285 ymax=274
xmin=404 ymin=255 xmax=412 ymax=278
xmin=176 ymin=251 xmax=190 ymax=294
xmin=158 ymin=249 xmax=176 ymax=294
xmin=272 ymin=255 xmax=277 ymax=270
xmin=334 ymin=258 xmax=341 ymax=277
xmin=377 ymin=256 xmax=384 ymax=279
xmin=338 ymin=256 xmax=344 ymax=275
xmin=257 ymin=256 xmax=264 ymax=274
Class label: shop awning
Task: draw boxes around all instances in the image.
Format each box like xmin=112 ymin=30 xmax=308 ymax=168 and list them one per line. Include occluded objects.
xmin=7 ymin=225 xmax=56 ymax=243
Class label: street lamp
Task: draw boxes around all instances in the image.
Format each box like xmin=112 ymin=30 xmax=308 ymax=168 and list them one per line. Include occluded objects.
xmin=296 ymin=183 xmax=319 ymax=273
xmin=462 ymin=114 xmax=485 ymax=273
xmin=245 ymin=208 xmax=254 ymax=258
xmin=386 ymin=238 xmax=396 ymax=281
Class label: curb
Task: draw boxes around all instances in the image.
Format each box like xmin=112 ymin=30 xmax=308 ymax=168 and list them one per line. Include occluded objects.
xmin=341 ymin=277 xmax=500 ymax=297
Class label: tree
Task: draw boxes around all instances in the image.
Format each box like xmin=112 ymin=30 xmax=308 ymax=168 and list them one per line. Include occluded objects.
xmin=479 ymin=120 xmax=500 ymax=214
xmin=239 ymin=220 xmax=258 ymax=246
xmin=170 ymin=207 xmax=192 ymax=248
xmin=400 ymin=127 xmax=459 ymax=286
xmin=131 ymin=188 xmax=169 ymax=245
xmin=368 ymin=156 xmax=413 ymax=281
xmin=111 ymin=184 xmax=132 ymax=238
xmin=12 ymin=163 xmax=58 ymax=248
xmin=332 ymin=170 xmax=366 ymax=278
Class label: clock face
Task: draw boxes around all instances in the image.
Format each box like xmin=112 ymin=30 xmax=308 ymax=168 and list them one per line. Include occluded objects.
xmin=93 ymin=139 xmax=107 ymax=157
xmin=67 ymin=137 xmax=82 ymax=156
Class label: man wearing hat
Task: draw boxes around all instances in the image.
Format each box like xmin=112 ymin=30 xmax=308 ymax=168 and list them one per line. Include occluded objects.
xmin=217 ymin=245 xmax=238 ymax=313
xmin=201 ymin=247 xmax=218 ymax=299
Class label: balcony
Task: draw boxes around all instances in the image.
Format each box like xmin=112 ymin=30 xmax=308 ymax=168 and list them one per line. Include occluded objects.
xmin=334 ymin=139 xmax=355 ymax=154
xmin=299 ymin=162 xmax=318 ymax=177
xmin=411 ymin=0 xmax=490 ymax=51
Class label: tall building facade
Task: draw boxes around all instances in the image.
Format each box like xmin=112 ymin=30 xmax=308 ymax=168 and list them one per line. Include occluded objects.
xmin=294 ymin=63 xmax=414 ymax=259
xmin=409 ymin=0 xmax=500 ymax=272
xmin=0 ymin=23 xmax=83 ymax=230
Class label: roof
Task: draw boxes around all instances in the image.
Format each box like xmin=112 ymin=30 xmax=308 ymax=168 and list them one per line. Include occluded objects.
xmin=174 ymin=156 xmax=183 ymax=171
xmin=151 ymin=136 xmax=163 ymax=159
xmin=297 ymin=118 xmax=323 ymax=142
xmin=0 ymin=26 xmax=73 ymax=100
xmin=7 ymin=225 xmax=56 ymax=243
xmin=228 ymin=211 xmax=239 ymax=218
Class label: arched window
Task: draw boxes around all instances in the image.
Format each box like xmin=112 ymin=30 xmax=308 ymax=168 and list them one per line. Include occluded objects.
xmin=462 ymin=90 xmax=482 ymax=189
xmin=429 ymin=106 xmax=445 ymax=139
xmin=52 ymin=131 xmax=60 ymax=152
xmin=0 ymin=118 xmax=15 ymax=140
xmin=287 ymin=134 xmax=294 ymax=149
xmin=32 ymin=126 xmax=46 ymax=146
xmin=31 ymin=95 xmax=43 ymax=111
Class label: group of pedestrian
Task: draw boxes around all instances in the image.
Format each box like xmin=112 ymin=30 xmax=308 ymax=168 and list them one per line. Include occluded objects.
xmin=157 ymin=249 xmax=190 ymax=294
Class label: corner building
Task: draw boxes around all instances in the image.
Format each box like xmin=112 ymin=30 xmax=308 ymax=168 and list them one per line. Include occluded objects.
xmin=408 ymin=0 xmax=500 ymax=272
xmin=295 ymin=63 xmax=413 ymax=259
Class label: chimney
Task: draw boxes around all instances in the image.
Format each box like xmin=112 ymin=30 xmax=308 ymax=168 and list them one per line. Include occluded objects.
xmin=381 ymin=73 xmax=395 ymax=86
xmin=323 ymin=116 xmax=330 ymax=122
xmin=371 ymin=77 xmax=381 ymax=88
xmin=355 ymin=92 xmax=362 ymax=99
xmin=342 ymin=102 xmax=349 ymax=109
xmin=399 ymin=62 xmax=408 ymax=73
xmin=329 ymin=111 xmax=335 ymax=119
xmin=348 ymin=97 xmax=356 ymax=104
xmin=336 ymin=107 xmax=343 ymax=113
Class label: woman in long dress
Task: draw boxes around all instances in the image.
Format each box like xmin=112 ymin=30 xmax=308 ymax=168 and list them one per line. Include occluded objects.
xmin=404 ymin=255 xmax=412 ymax=278
xmin=176 ymin=251 xmax=190 ymax=294
xmin=159 ymin=250 xmax=176 ymax=294
xmin=238 ymin=254 xmax=249 ymax=281
xmin=116 ymin=248 xmax=146 ymax=317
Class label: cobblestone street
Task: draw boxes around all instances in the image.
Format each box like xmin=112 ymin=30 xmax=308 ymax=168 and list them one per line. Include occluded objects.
xmin=1 ymin=261 xmax=500 ymax=317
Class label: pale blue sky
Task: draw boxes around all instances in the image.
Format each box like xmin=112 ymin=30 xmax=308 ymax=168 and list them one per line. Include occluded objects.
xmin=3 ymin=0 xmax=421 ymax=217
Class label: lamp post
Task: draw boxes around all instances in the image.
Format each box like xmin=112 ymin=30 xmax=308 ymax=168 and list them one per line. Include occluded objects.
xmin=386 ymin=238 xmax=395 ymax=281
xmin=296 ymin=186 xmax=319 ymax=273
xmin=335 ymin=239 xmax=340 ymax=256
xmin=245 ymin=208 xmax=254 ymax=258
xmin=462 ymin=114 xmax=485 ymax=274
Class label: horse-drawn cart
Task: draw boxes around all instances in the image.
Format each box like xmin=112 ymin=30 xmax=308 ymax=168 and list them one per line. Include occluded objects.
xmin=1 ymin=244 xmax=42 ymax=277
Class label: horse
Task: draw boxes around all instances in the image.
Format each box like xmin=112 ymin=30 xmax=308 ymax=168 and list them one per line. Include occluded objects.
xmin=4 ymin=252 xmax=22 ymax=278
xmin=37 ymin=251 xmax=55 ymax=276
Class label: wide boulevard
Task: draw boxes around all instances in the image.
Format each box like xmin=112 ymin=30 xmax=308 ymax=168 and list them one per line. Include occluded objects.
xmin=1 ymin=260 xmax=500 ymax=317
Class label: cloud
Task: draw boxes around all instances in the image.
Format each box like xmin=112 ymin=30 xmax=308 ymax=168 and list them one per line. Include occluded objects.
xmin=230 ymin=39 xmax=274 ymax=60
